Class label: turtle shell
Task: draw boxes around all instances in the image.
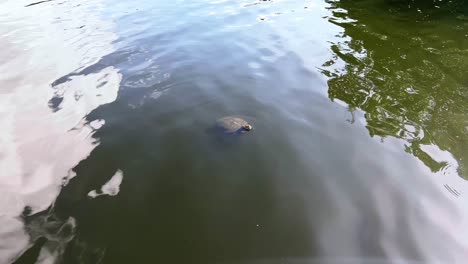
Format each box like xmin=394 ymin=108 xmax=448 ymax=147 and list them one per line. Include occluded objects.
xmin=215 ymin=116 xmax=252 ymax=134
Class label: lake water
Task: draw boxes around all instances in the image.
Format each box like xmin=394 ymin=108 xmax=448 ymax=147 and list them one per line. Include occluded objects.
xmin=1 ymin=0 xmax=468 ymax=263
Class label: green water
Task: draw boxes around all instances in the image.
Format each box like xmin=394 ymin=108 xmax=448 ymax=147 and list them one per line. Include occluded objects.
xmin=324 ymin=0 xmax=468 ymax=177
xmin=1 ymin=0 xmax=468 ymax=263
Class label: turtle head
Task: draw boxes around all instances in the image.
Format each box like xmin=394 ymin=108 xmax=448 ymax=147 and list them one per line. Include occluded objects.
xmin=242 ymin=124 xmax=253 ymax=131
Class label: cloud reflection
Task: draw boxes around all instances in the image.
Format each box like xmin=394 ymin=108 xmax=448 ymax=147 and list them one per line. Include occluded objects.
xmin=0 ymin=0 xmax=121 ymax=262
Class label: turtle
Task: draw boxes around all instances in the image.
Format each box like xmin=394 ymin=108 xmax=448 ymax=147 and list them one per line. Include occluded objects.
xmin=215 ymin=116 xmax=253 ymax=135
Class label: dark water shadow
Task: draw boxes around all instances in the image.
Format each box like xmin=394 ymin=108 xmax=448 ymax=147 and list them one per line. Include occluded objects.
xmin=20 ymin=40 xmax=324 ymax=263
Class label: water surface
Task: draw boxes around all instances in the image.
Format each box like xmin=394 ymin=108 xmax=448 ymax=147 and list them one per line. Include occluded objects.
xmin=1 ymin=0 xmax=468 ymax=263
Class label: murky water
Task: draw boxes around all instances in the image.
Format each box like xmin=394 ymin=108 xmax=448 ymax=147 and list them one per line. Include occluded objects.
xmin=1 ymin=0 xmax=468 ymax=263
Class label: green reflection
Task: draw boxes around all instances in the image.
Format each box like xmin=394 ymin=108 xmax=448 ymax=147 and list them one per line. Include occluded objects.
xmin=322 ymin=0 xmax=468 ymax=178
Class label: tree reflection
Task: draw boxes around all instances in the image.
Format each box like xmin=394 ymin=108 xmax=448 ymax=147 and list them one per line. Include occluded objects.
xmin=322 ymin=0 xmax=468 ymax=178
